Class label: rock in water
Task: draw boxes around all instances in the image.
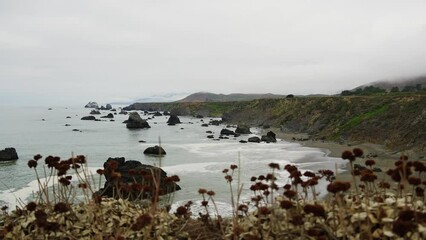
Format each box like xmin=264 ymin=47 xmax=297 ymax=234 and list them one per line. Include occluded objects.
xmin=0 ymin=148 xmax=18 ymax=161
xmin=144 ymin=146 xmax=166 ymax=155
xmin=101 ymin=113 xmax=114 ymax=118
xmin=220 ymin=129 xmax=235 ymax=136
xmin=167 ymin=115 xmax=181 ymax=125
xmin=261 ymin=131 xmax=277 ymax=143
xmin=85 ymin=101 xmax=99 ymax=108
xmin=235 ymin=125 xmax=251 ymax=134
xmin=105 ymin=104 xmax=112 ymax=110
xmin=90 ymin=110 xmax=101 ymax=115
xmin=126 ymin=112 xmax=151 ymax=129
xmin=248 ymin=136 xmax=261 ymax=143
xmin=81 ymin=116 xmax=97 ymax=121
xmin=97 ymin=157 xmax=180 ymax=200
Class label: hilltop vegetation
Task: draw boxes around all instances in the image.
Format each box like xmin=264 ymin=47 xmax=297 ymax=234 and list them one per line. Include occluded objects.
xmin=125 ymin=93 xmax=426 ymax=154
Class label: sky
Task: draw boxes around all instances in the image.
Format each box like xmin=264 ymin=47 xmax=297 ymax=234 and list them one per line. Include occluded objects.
xmin=1 ymin=0 xmax=426 ymax=106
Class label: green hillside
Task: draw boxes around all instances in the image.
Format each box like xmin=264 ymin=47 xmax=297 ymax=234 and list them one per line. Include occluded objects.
xmin=124 ymin=93 xmax=426 ymax=153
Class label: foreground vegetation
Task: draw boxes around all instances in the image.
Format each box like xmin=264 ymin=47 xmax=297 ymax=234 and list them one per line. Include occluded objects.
xmin=0 ymin=148 xmax=425 ymax=239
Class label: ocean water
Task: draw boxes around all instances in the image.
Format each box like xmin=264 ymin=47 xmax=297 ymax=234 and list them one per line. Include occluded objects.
xmin=0 ymin=105 xmax=346 ymax=214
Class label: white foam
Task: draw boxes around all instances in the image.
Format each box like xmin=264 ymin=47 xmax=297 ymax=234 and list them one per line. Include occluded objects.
xmin=0 ymin=167 xmax=100 ymax=209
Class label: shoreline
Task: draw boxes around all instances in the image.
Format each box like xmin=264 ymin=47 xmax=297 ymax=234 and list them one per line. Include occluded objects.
xmin=265 ymin=127 xmax=422 ymax=182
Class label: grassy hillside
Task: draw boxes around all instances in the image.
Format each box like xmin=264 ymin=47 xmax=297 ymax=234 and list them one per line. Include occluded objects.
xmin=124 ymin=93 xmax=426 ymax=153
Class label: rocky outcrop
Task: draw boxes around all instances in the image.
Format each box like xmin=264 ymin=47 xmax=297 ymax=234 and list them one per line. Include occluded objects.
xmin=105 ymin=104 xmax=112 ymax=110
xmin=97 ymin=157 xmax=180 ymax=200
xmin=0 ymin=148 xmax=18 ymax=161
xmin=235 ymin=125 xmax=251 ymax=134
xmin=101 ymin=113 xmax=114 ymax=119
xmin=81 ymin=116 xmax=97 ymax=121
xmin=143 ymin=146 xmax=166 ymax=155
xmin=126 ymin=112 xmax=150 ymax=129
xmin=90 ymin=110 xmax=101 ymax=115
xmin=248 ymin=136 xmax=261 ymax=143
xmin=167 ymin=115 xmax=181 ymax=125
xmin=220 ymin=129 xmax=235 ymax=136
xmin=261 ymin=131 xmax=277 ymax=143
xmin=119 ymin=109 xmax=128 ymax=115
xmin=85 ymin=102 xmax=99 ymax=108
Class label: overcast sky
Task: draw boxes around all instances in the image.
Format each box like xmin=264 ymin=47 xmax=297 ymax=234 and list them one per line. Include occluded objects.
xmin=1 ymin=0 xmax=426 ymax=106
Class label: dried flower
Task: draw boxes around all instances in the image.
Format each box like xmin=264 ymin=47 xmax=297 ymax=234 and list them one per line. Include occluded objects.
xmin=230 ymin=164 xmax=238 ymax=170
xmin=268 ymin=163 xmax=280 ymax=170
xmin=26 ymin=202 xmax=37 ymax=211
xmin=27 ymin=160 xmax=37 ymax=168
xmin=352 ymin=148 xmax=364 ymax=157
xmin=304 ymin=204 xmax=326 ymax=218
xmin=341 ymin=150 xmax=355 ymax=161
xmin=280 ymin=200 xmax=294 ymax=209
xmin=54 ymin=202 xmax=69 ymax=213
xmin=33 ymin=154 xmax=42 ymax=161
xmin=198 ymin=188 xmax=207 ymax=194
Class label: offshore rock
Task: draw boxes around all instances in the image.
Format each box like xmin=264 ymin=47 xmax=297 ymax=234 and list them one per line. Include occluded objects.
xmin=248 ymin=136 xmax=261 ymax=143
xmin=261 ymin=131 xmax=277 ymax=143
xmin=81 ymin=116 xmax=97 ymax=121
xmin=90 ymin=110 xmax=101 ymax=115
xmin=0 ymin=148 xmax=18 ymax=161
xmin=220 ymin=129 xmax=235 ymax=136
xmin=101 ymin=113 xmax=114 ymax=118
xmin=167 ymin=115 xmax=181 ymax=125
xmin=235 ymin=125 xmax=251 ymax=134
xmin=85 ymin=101 xmax=99 ymax=108
xmin=143 ymin=146 xmax=166 ymax=155
xmin=126 ymin=112 xmax=150 ymax=129
xmin=97 ymin=157 xmax=180 ymax=200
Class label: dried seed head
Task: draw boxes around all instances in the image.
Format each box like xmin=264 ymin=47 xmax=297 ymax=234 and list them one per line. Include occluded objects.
xmin=352 ymin=148 xmax=364 ymax=157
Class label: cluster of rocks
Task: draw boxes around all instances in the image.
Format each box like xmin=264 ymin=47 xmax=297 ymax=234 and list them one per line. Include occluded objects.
xmin=0 ymin=148 xmax=18 ymax=161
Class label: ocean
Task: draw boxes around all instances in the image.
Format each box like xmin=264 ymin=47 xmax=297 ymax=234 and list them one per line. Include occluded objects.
xmin=0 ymin=105 xmax=346 ymax=215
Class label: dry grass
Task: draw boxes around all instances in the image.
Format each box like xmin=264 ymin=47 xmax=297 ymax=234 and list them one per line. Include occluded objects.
xmin=1 ymin=149 xmax=425 ymax=239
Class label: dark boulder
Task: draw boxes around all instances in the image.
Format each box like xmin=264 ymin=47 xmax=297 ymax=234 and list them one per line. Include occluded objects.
xmin=163 ymin=111 xmax=170 ymax=116
xmin=90 ymin=110 xmax=101 ymax=115
xmin=81 ymin=116 xmax=97 ymax=121
xmin=105 ymin=104 xmax=112 ymax=110
xmin=261 ymin=131 xmax=277 ymax=143
xmin=196 ymin=114 xmax=204 ymax=118
xmin=239 ymin=140 xmax=247 ymax=143
xmin=119 ymin=109 xmax=128 ymax=115
xmin=126 ymin=112 xmax=151 ymax=129
xmin=206 ymin=130 xmax=213 ymax=134
xmin=248 ymin=136 xmax=261 ymax=143
xmin=144 ymin=146 xmax=166 ymax=155
xmin=207 ymin=135 xmax=214 ymax=139
xmin=153 ymin=112 xmax=162 ymax=116
xmin=85 ymin=101 xmax=99 ymax=108
xmin=97 ymin=157 xmax=180 ymax=200
xmin=101 ymin=113 xmax=114 ymax=119
xmin=209 ymin=120 xmax=222 ymax=126
xmin=235 ymin=125 xmax=251 ymax=134
xmin=201 ymin=123 xmax=209 ymax=127
xmin=167 ymin=115 xmax=181 ymax=125
xmin=0 ymin=148 xmax=18 ymax=161
xmin=220 ymin=129 xmax=235 ymax=136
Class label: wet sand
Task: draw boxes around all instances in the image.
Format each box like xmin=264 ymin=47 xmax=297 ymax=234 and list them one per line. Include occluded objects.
xmin=266 ymin=128 xmax=425 ymax=182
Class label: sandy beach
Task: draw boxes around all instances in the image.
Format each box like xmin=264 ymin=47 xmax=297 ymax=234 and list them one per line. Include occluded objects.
xmin=268 ymin=127 xmax=425 ymax=183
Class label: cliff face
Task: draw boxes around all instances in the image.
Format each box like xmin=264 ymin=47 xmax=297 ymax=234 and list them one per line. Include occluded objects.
xmin=125 ymin=94 xmax=426 ymax=152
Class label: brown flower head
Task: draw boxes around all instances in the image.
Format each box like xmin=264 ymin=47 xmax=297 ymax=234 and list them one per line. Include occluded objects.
xmin=268 ymin=163 xmax=280 ymax=170
xmin=304 ymin=204 xmax=326 ymax=218
xmin=352 ymin=148 xmax=364 ymax=157
xmin=54 ymin=202 xmax=69 ymax=213
xmin=27 ymin=160 xmax=37 ymax=168
xmin=280 ymin=200 xmax=294 ymax=209
xmin=33 ymin=154 xmax=42 ymax=161
xmin=408 ymin=176 xmax=421 ymax=186
xmin=198 ymin=188 xmax=207 ymax=194
xmin=341 ymin=150 xmax=355 ymax=161
xmin=365 ymin=159 xmax=376 ymax=167
xmin=26 ymin=202 xmax=37 ymax=211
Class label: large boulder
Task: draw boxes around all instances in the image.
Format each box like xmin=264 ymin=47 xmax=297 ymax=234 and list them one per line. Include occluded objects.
xmin=0 ymin=148 xmax=18 ymax=161
xmin=248 ymin=136 xmax=261 ymax=143
xmin=105 ymin=104 xmax=112 ymax=110
xmin=235 ymin=125 xmax=251 ymax=134
xmin=90 ymin=110 xmax=101 ymax=115
xmin=101 ymin=113 xmax=114 ymax=119
xmin=167 ymin=115 xmax=181 ymax=125
xmin=126 ymin=112 xmax=151 ymax=129
xmin=144 ymin=146 xmax=166 ymax=155
xmin=81 ymin=116 xmax=97 ymax=121
xmin=261 ymin=131 xmax=277 ymax=143
xmin=85 ymin=101 xmax=99 ymax=108
xmin=220 ymin=129 xmax=235 ymax=136
xmin=97 ymin=157 xmax=180 ymax=200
